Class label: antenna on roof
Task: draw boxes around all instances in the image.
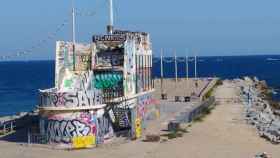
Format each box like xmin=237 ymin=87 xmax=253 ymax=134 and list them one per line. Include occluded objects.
xmin=72 ymin=0 xmax=76 ymax=71
xmin=107 ymin=0 xmax=114 ymax=34
xmin=72 ymin=0 xmax=76 ymax=44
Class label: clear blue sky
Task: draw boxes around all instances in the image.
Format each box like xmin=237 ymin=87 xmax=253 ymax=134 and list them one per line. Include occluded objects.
xmin=1 ymin=0 xmax=280 ymax=60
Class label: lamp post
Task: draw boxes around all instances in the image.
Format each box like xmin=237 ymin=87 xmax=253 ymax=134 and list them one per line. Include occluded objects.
xmin=194 ymin=52 xmax=197 ymax=80
xmin=186 ymin=50 xmax=189 ymax=95
xmin=174 ymin=50 xmax=178 ymax=88
xmin=160 ymin=49 xmax=164 ymax=94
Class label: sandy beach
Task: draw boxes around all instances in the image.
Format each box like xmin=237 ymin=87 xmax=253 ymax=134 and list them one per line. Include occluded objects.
xmin=0 ymin=80 xmax=279 ymax=158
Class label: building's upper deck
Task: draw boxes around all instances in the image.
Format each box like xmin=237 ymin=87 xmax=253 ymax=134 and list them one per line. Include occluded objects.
xmin=39 ymin=29 xmax=154 ymax=110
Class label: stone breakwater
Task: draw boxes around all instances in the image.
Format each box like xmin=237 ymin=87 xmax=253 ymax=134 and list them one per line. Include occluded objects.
xmin=238 ymin=77 xmax=280 ymax=144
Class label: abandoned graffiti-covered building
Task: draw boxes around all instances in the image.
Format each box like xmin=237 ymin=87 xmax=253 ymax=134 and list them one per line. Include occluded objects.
xmin=38 ymin=30 xmax=156 ymax=149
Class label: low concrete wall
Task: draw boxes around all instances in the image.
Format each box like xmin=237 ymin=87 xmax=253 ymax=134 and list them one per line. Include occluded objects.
xmin=173 ymin=96 xmax=216 ymax=124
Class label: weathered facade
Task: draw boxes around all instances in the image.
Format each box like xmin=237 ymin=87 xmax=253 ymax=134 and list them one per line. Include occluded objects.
xmin=38 ymin=30 xmax=155 ymax=149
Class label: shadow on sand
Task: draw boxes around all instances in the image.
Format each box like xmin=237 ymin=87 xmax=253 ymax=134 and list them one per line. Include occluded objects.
xmin=0 ymin=114 xmax=38 ymax=144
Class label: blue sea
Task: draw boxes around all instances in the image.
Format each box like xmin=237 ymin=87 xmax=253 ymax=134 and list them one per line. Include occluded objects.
xmin=0 ymin=55 xmax=280 ymax=116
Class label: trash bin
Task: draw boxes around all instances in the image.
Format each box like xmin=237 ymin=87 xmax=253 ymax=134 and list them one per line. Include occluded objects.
xmin=184 ymin=96 xmax=190 ymax=102
xmin=161 ymin=93 xmax=167 ymax=100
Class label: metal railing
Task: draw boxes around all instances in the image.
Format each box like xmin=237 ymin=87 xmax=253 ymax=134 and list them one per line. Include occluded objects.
xmin=27 ymin=129 xmax=48 ymax=145
xmin=0 ymin=120 xmax=15 ymax=136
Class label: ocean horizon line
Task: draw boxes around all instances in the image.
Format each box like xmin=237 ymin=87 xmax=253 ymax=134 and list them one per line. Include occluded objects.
xmin=1 ymin=54 xmax=280 ymax=62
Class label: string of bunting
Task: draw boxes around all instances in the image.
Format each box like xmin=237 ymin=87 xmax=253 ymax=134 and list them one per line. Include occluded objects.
xmin=176 ymin=57 xmax=187 ymax=62
xmin=152 ymin=57 xmax=191 ymax=63
xmin=162 ymin=58 xmax=174 ymax=63
xmin=0 ymin=18 xmax=70 ymax=60
xmin=0 ymin=10 xmax=98 ymax=61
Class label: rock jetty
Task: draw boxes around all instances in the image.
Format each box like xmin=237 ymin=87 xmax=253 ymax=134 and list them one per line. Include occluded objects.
xmin=238 ymin=77 xmax=280 ymax=144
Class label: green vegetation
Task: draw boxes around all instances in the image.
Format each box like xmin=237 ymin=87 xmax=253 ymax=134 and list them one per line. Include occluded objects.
xmin=203 ymin=88 xmax=214 ymax=100
xmin=203 ymin=79 xmax=222 ymax=101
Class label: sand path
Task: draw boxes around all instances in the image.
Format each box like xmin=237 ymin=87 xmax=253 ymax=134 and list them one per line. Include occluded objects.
xmin=1 ymin=81 xmax=279 ymax=158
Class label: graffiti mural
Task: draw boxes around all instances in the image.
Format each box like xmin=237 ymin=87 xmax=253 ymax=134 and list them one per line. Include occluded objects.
xmin=113 ymin=108 xmax=130 ymax=128
xmin=66 ymin=90 xmax=93 ymax=107
xmin=40 ymin=90 xmax=101 ymax=108
xmin=96 ymin=50 xmax=123 ymax=67
xmin=55 ymin=42 xmax=91 ymax=88
xmin=46 ymin=119 xmax=92 ymax=143
xmin=96 ymin=116 xmax=114 ymax=144
xmin=79 ymin=71 xmax=92 ymax=90
xmin=41 ymin=110 xmax=115 ymax=146
xmin=124 ymin=40 xmax=136 ymax=95
xmin=106 ymin=106 xmax=132 ymax=130
xmin=94 ymin=72 xmax=123 ymax=90
xmin=137 ymin=94 xmax=152 ymax=119
xmin=55 ymin=41 xmax=73 ymax=87
xmin=74 ymin=44 xmax=92 ymax=71
xmin=136 ymin=94 xmax=154 ymax=130
xmin=60 ymin=70 xmax=93 ymax=91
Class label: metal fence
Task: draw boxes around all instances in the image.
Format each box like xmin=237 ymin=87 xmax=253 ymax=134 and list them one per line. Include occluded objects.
xmin=27 ymin=128 xmax=48 ymax=145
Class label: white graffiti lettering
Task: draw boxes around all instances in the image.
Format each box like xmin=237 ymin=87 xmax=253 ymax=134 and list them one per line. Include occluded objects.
xmin=47 ymin=119 xmax=91 ymax=143
xmin=42 ymin=90 xmax=100 ymax=108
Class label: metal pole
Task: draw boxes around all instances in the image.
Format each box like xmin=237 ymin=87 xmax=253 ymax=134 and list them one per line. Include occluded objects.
xmin=72 ymin=0 xmax=76 ymax=45
xmin=186 ymin=50 xmax=189 ymax=95
xmin=174 ymin=50 xmax=178 ymax=84
xmin=160 ymin=49 xmax=164 ymax=94
xmin=160 ymin=49 xmax=164 ymax=79
xmin=3 ymin=123 xmax=6 ymax=134
xmin=194 ymin=52 xmax=197 ymax=80
xmin=72 ymin=0 xmax=76 ymax=71
xmin=28 ymin=128 xmax=31 ymax=145
xmin=186 ymin=50 xmax=189 ymax=80
xmin=10 ymin=122 xmax=13 ymax=132
xmin=108 ymin=0 xmax=114 ymax=34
